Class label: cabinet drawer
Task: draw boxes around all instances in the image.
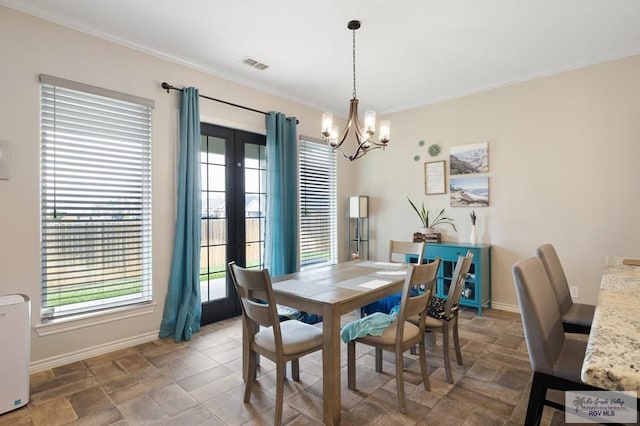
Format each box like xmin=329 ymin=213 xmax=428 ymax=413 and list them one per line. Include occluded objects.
xmin=424 ymin=245 xmax=472 ymax=261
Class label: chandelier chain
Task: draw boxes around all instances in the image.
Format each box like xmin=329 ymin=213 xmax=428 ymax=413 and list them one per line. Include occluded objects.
xmin=352 ymin=28 xmax=357 ymax=99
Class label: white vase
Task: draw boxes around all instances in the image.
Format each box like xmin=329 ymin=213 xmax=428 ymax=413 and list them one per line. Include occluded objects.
xmin=470 ymin=225 xmax=478 ymax=244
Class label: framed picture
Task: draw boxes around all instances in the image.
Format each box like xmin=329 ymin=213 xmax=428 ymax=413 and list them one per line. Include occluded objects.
xmin=450 ymin=176 xmax=489 ymax=207
xmin=450 ymin=142 xmax=489 ymax=175
xmin=425 ymin=160 xmax=446 ymax=195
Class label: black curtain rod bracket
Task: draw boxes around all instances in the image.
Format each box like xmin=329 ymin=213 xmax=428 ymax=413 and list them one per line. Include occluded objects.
xmin=160 ymin=82 xmax=299 ymax=124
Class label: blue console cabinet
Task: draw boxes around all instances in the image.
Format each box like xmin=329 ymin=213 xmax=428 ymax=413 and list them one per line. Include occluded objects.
xmin=423 ymin=242 xmax=491 ymax=316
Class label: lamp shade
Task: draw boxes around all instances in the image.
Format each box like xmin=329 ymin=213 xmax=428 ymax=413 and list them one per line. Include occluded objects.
xmin=349 ymin=195 xmax=369 ymax=218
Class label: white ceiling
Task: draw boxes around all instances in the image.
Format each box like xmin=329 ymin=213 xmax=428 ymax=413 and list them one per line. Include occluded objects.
xmin=3 ymin=0 xmax=640 ymax=116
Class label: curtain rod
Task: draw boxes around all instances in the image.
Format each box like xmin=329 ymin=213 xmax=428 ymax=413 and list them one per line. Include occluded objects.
xmin=161 ymin=82 xmax=299 ymax=124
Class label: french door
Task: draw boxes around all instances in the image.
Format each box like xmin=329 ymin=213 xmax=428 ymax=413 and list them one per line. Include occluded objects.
xmin=199 ymin=123 xmax=266 ymax=325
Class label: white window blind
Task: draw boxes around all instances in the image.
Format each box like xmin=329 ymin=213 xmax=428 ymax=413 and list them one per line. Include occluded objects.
xmin=299 ymin=137 xmax=337 ymax=269
xmin=40 ymin=75 xmax=153 ymax=320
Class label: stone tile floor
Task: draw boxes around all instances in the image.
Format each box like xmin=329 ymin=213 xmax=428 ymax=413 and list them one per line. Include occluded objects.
xmin=1 ymin=308 xmax=578 ymax=425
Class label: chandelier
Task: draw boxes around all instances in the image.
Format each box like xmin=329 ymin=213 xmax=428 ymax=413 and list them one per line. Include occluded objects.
xmin=321 ymin=20 xmax=390 ymax=161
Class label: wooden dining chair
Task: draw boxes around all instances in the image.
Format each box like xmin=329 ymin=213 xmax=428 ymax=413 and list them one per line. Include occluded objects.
xmin=409 ymin=251 xmax=473 ymax=384
xmin=228 ymin=262 xmax=323 ymax=426
xmin=362 ymin=240 xmax=427 ymax=316
xmin=388 ymin=240 xmax=427 ymax=264
xmin=535 ymin=244 xmax=595 ymax=334
xmin=512 ymin=257 xmax=601 ymax=425
xmin=347 ymin=259 xmax=440 ymax=414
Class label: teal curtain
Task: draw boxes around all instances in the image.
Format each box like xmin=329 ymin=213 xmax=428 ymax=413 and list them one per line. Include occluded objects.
xmin=265 ymin=112 xmax=298 ymax=276
xmin=159 ymin=87 xmax=202 ymax=342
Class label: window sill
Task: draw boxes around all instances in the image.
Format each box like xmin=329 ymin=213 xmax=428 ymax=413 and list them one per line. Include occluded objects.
xmin=34 ymin=302 xmax=157 ymax=337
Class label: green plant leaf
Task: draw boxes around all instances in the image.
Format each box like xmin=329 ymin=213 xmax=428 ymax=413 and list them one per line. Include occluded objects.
xmin=407 ymin=197 xmax=427 ymax=227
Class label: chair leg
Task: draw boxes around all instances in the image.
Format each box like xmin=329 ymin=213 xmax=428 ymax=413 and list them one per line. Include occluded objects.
xmin=244 ymin=351 xmax=256 ymax=402
xmin=418 ymin=340 xmax=431 ymax=392
xmin=274 ymin=362 xmax=286 ymax=426
xmin=452 ymin=315 xmax=463 ymax=366
xmin=347 ymin=341 xmax=356 ymax=390
xmin=395 ymin=348 xmax=407 ymax=414
xmin=442 ymin=324 xmax=453 ymax=384
xmin=525 ymin=372 xmax=548 ymax=426
xmin=428 ymin=329 xmax=436 ymax=347
xmin=291 ymin=359 xmax=300 ymax=381
xmin=375 ymin=347 xmax=383 ymax=372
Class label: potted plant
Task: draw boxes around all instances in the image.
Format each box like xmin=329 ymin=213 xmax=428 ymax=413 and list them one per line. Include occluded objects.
xmin=407 ymin=197 xmax=457 ymax=234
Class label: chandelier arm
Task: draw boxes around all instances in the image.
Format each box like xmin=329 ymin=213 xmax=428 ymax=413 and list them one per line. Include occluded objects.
xmin=350 ymin=143 xmax=384 ymax=161
xmin=333 ymin=98 xmax=361 ymax=148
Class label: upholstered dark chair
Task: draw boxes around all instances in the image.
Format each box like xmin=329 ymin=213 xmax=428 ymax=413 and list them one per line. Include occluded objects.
xmin=228 ymin=262 xmax=323 ymax=426
xmin=512 ymin=257 xmax=600 ymax=425
xmin=346 ymin=260 xmax=440 ymax=414
xmin=536 ymin=244 xmax=595 ymax=334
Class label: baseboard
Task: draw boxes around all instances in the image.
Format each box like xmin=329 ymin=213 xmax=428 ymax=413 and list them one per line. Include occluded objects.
xmin=30 ymin=330 xmax=159 ymax=374
xmin=490 ymin=301 xmax=520 ymax=313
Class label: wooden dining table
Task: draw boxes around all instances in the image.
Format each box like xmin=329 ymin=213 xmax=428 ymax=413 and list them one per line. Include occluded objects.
xmin=270 ymin=260 xmax=410 ymax=425
xmin=581 ymin=257 xmax=640 ymax=391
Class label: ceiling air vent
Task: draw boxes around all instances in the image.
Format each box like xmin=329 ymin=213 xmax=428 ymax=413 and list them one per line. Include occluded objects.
xmin=241 ymin=57 xmax=269 ymax=71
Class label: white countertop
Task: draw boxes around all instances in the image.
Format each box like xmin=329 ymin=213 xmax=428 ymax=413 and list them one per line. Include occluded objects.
xmin=581 ymin=257 xmax=640 ymax=391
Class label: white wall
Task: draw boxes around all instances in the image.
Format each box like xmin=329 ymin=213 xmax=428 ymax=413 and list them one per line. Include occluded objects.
xmin=356 ymin=54 xmax=640 ymax=309
xmin=0 ymin=6 xmax=355 ymax=368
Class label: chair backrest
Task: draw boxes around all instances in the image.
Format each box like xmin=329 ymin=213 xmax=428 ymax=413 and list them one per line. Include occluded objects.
xmin=535 ymin=244 xmax=572 ymax=315
xmin=389 ymin=240 xmax=426 ymax=264
xmin=397 ymin=258 xmax=441 ymax=339
xmin=443 ymin=251 xmax=474 ymax=318
xmin=512 ymin=257 xmax=566 ymax=376
xmin=228 ymin=261 xmax=283 ymax=343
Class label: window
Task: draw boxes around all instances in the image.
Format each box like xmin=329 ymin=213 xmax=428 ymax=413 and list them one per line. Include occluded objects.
xmin=40 ymin=75 xmax=154 ymax=320
xmin=298 ymin=137 xmax=337 ymax=269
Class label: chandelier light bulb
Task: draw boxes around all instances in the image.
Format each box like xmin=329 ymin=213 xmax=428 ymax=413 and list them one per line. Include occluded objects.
xmin=364 ymin=111 xmax=376 ymax=135
xmin=379 ymin=120 xmax=391 ymax=143
xmin=322 ymin=112 xmax=333 ymax=137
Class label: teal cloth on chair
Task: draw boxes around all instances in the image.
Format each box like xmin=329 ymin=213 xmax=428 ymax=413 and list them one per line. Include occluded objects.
xmin=264 ymin=112 xmax=298 ymax=277
xmin=159 ymin=87 xmax=202 ymax=342
xmin=341 ymin=307 xmax=399 ymax=343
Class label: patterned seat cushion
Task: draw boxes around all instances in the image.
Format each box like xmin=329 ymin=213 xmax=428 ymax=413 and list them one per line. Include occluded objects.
xmin=427 ymin=296 xmax=458 ymax=320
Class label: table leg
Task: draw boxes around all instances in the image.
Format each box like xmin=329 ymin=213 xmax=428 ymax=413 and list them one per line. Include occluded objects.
xmin=322 ymin=305 xmax=341 ymax=425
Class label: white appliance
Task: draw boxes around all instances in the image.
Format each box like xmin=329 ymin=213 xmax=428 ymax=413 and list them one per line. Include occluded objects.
xmin=0 ymin=294 xmax=30 ymax=414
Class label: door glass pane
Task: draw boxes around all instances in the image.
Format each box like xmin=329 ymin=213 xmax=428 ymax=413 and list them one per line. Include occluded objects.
xmin=244 ymin=144 xmax=266 ymax=169
xmin=244 ymin=144 xmax=265 ymax=269
xmin=205 ymin=245 xmax=226 ymax=301
xmin=206 ymin=164 xmax=225 ymax=191
xmin=203 ymin=136 xmax=225 ymax=164
xmin=245 ymin=168 xmax=260 ymax=193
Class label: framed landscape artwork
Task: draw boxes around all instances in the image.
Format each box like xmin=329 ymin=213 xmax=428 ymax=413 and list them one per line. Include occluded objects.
xmin=450 ymin=142 xmax=489 ymax=175
xmin=450 ymin=176 xmax=489 ymax=207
